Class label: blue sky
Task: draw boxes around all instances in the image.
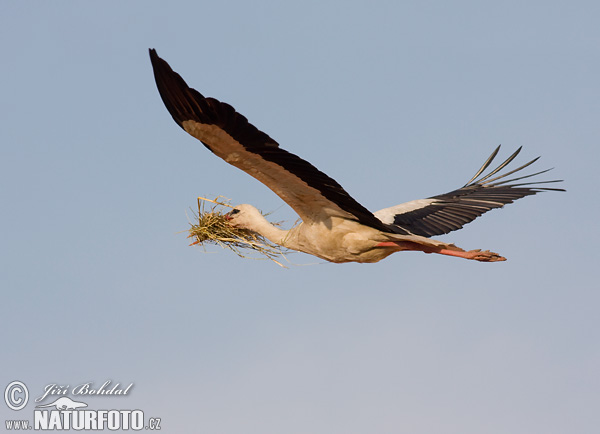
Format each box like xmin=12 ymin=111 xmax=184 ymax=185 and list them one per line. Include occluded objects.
xmin=1 ymin=1 xmax=599 ymax=433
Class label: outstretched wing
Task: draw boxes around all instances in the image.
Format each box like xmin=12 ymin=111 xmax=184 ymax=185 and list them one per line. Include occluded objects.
xmin=149 ymin=49 xmax=390 ymax=231
xmin=374 ymin=146 xmax=564 ymax=237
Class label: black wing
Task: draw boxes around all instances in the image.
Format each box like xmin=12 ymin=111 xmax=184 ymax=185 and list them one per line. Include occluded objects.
xmin=374 ymin=146 xmax=564 ymax=237
xmin=149 ymin=49 xmax=391 ymax=231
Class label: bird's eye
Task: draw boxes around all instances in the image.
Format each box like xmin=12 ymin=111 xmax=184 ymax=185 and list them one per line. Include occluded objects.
xmin=230 ymin=209 xmax=240 ymax=215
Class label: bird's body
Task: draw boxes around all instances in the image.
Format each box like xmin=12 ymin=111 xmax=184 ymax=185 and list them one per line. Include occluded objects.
xmin=227 ymin=204 xmax=484 ymax=263
xmin=149 ymin=49 xmax=563 ymax=264
xmin=227 ymin=205 xmax=394 ymax=263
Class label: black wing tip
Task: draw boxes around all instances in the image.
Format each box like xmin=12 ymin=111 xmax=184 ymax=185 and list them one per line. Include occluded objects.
xmin=148 ymin=48 xmax=198 ymax=129
xmin=148 ymin=48 xmax=161 ymax=67
xmin=539 ymin=187 xmax=566 ymax=192
xmin=466 ymin=146 xmax=564 ymax=190
xmin=148 ymin=49 xmax=282 ymax=150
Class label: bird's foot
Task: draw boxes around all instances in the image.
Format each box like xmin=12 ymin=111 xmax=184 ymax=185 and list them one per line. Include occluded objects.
xmin=463 ymin=249 xmax=507 ymax=262
xmin=426 ymin=247 xmax=506 ymax=262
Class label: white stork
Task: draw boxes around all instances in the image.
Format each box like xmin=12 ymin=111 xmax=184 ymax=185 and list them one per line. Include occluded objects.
xmin=149 ymin=49 xmax=563 ymax=264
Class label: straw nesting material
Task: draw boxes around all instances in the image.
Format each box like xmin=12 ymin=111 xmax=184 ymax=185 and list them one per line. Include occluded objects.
xmin=188 ymin=196 xmax=289 ymax=267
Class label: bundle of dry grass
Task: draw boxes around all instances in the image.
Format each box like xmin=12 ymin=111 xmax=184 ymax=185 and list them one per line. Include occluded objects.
xmin=188 ymin=196 xmax=289 ymax=267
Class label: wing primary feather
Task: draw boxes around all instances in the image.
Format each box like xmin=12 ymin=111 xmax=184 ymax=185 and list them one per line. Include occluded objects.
xmin=481 ymin=156 xmax=541 ymax=185
xmin=486 ymin=168 xmax=553 ymax=187
xmin=471 ymin=146 xmax=523 ymax=185
xmin=463 ymin=145 xmax=501 ymax=186
xmin=494 ymin=180 xmax=565 ymax=189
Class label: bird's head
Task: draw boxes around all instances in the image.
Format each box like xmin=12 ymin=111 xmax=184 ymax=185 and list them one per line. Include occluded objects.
xmin=224 ymin=204 xmax=263 ymax=230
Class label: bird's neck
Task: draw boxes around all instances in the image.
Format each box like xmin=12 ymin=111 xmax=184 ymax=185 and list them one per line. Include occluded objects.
xmin=250 ymin=215 xmax=290 ymax=247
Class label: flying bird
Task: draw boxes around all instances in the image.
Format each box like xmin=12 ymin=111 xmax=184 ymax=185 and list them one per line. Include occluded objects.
xmin=149 ymin=49 xmax=563 ymax=264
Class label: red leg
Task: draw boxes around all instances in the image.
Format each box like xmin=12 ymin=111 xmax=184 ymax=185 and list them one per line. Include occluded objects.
xmin=376 ymin=241 xmax=506 ymax=262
